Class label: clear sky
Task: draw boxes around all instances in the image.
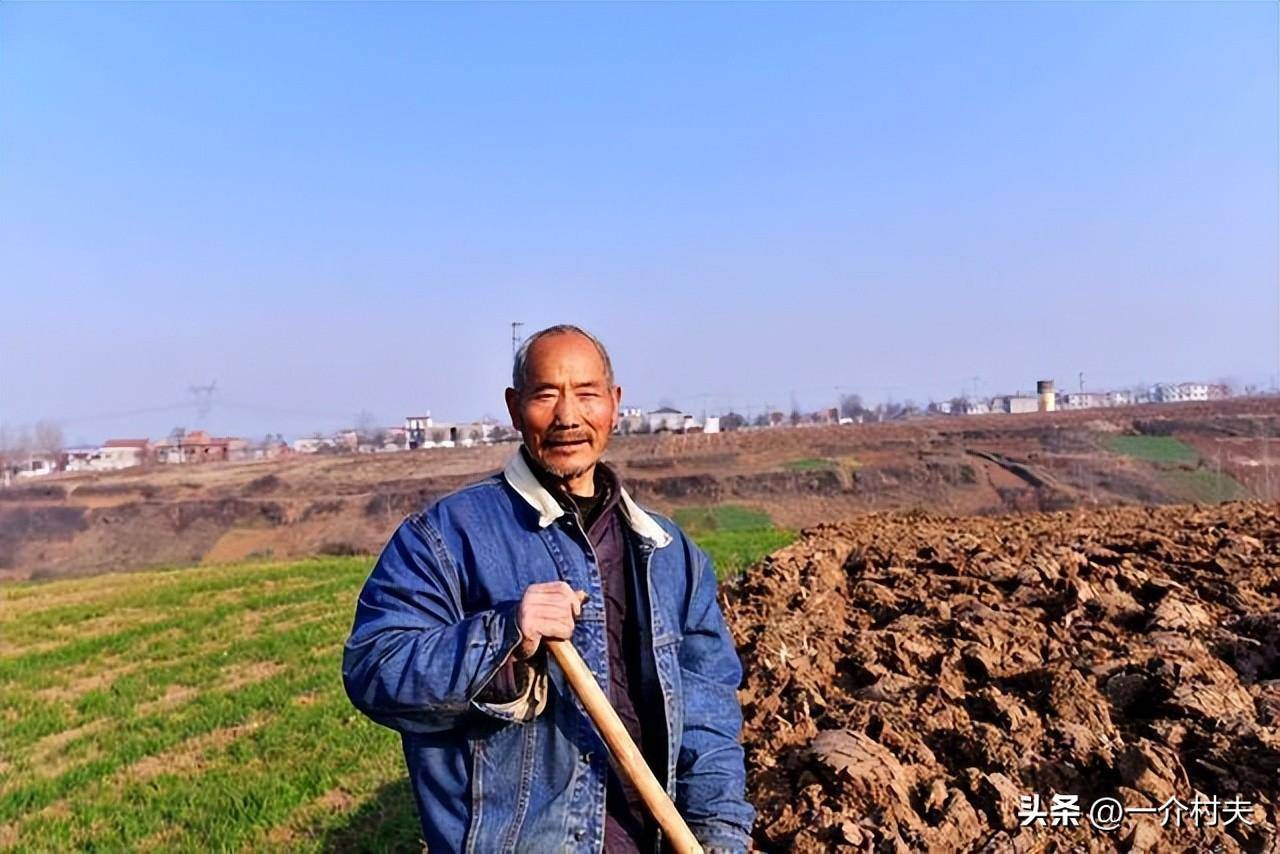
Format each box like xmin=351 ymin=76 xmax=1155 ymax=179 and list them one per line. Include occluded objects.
xmin=2 ymin=1 xmax=1276 ymax=444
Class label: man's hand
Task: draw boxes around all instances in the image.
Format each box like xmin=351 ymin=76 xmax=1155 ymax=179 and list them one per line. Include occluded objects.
xmin=515 ymin=582 xmax=587 ymax=660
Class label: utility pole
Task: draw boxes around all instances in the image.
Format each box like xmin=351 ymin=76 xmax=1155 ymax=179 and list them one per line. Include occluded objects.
xmin=1079 ymin=372 xmax=1085 ymax=394
xmin=511 ymin=322 xmax=524 ymax=358
xmin=1216 ymin=445 xmax=1223 ymax=503
xmin=189 ymin=380 xmax=217 ymax=421
xmin=1263 ymin=420 xmax=1272 ymax=502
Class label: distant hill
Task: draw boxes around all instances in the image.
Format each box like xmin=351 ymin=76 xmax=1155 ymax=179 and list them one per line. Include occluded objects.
xmin=2 ymin=397 xmax=1278 ymax=582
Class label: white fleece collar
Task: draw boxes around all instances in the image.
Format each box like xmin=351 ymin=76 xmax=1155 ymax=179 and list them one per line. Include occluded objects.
xmin=503 ymin=447 xmax=673 ymax=548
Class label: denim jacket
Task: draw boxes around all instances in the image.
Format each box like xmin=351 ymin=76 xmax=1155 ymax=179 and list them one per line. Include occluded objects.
xmin=341 ymin=449 xmax=755 ymax=852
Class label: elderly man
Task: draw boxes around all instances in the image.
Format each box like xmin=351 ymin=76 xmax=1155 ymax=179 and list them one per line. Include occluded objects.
xmin=342 ymin=324 xmax=754 ymax=853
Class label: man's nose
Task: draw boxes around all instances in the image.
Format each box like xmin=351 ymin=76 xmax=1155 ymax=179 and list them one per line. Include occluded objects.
xmin=551 ymin=393 xmax=581 ymax=426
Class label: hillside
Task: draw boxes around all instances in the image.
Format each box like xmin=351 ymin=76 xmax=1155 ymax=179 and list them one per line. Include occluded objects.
xmin=1 ymin=397 xmax=1277 ymax=582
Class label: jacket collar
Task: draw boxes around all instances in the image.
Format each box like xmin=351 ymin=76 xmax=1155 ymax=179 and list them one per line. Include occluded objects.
xmin=503 ymin=446 xmax=673 ymax=548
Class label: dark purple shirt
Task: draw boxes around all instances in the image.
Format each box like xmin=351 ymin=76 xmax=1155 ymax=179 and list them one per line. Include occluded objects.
xmin=521 ymin=446 xmax=665 ymax=852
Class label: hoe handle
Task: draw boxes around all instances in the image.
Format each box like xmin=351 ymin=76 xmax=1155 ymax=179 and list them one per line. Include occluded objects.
xmin=546 ymin=639 xmax=704 ymax=854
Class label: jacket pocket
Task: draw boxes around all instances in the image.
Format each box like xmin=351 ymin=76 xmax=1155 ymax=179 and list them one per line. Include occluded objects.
xmin=463 ymin=722 xmax=537 ymax=853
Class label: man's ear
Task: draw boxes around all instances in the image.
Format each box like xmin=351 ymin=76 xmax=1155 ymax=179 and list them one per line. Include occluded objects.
xmin=504 ymin=388 xmax=523 ymax=430
xmin=611 ymin=385 xmax=623 ymax=429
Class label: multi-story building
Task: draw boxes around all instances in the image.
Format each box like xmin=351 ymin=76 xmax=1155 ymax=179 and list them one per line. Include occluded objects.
xmin=405 ymin=415 xmax=433 ymax=449
xmin=1152 ymin=383 xmax=1209 ymax=403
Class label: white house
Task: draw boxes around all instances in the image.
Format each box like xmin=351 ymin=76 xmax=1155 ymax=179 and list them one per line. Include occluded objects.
xmin=996 ymin=395 xmax=1039 ymax=414
xmin=62 ymin=448 xmax=100 ymax=472
xmin=98 ymin=439 xmax=149 ymax=469
xmin=14 ymin=455 xmax=58 ymax=478
xmin=616 ymin=407 xmax=646 ymax=435
xmin=1105 ymin=390 xmax=1134 ymax=407
xmin=1058 ymin=392 xmax=1107 ymax=410
xmin=292 ymin=437 xmax=334 ymax=454
xmin=405 ymin=414 xmax=433 ymax=449
xmin=949 ymin=397 xmax=991 ymax=416
xmin=647 ymin=407 xmax=686 ymax=433
xmin=1153 ymin=383 xmax=1209 ymax=403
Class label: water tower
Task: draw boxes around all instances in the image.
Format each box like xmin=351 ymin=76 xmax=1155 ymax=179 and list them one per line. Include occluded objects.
xmin=1037 ymin=379 xmax=1056 ymax=412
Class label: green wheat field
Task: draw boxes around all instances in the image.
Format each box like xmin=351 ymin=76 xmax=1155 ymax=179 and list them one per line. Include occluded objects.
xmin=0 ymin=511 xmax=788 ymax=851
xmin=0 ymin=557 xmax=419 ymax=852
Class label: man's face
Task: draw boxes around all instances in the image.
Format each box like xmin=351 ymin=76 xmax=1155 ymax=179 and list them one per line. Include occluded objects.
xmin=505 ymin=332 xmax=621 ymax=481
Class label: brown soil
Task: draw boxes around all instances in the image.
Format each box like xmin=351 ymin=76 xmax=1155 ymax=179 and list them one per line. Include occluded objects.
xmin=726 ymin=501 xmax=1280 ymax=852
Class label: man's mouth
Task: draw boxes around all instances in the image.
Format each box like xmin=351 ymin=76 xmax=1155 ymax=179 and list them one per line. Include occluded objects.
xmin=546 ymin=437 xmax=589 ymax=449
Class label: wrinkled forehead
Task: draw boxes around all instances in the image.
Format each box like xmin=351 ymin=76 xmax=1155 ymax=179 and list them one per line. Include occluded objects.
xmin=524 ymin=333 xmax=611 ymax=386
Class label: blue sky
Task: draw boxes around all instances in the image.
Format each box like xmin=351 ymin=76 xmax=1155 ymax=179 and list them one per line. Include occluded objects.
xmin=2 ymin=1 xmax=1276 ymax=443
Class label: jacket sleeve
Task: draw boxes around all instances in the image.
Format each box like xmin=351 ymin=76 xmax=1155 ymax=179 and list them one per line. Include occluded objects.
xmin=341 ymin=512 xmax=547 ymax=734
xmin=674 ymin=537 xmax=756 ymax=852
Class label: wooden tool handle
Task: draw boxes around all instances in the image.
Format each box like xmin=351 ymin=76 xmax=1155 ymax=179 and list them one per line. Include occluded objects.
xmin=546 ymin=639 xmax=704 ymax=854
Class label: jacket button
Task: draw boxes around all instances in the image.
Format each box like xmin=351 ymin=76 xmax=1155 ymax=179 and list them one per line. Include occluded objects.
xmin=574 ymin=829 xmax=585 ymax=841
xmin=580 ymin=752 xmax=591 ymax=765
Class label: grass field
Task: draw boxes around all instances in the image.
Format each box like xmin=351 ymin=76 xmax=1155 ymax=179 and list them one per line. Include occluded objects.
xmin=0 ymin=556 xmax=420 ymax=852
xmin=779 ymin=457 xmax=836 ymax=471
xmin=673 ymin=504 xmax=797 ymax=578
xmin=1160 ymin=469 xmax=1247 ymax=504
xmin=0 ymin=514 xmax=789 ymax=850
xmin=673 ymin=504 xmax=774 ymax=533
xmin=779 ymin=456 xmax=861 ymax=473
xmin=1104 ymin=435 xmax=1200 ymax=464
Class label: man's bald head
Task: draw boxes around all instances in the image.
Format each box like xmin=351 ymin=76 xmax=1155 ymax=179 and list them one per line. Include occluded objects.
xmin=512 ymin=324 xmax=614 ymax=392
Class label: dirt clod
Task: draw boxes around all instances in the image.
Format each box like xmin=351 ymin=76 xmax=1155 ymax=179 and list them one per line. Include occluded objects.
xmin=728 ymin=501 xmax=1280 ymax=852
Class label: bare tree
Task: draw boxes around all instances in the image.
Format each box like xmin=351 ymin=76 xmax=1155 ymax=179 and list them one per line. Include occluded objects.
xmin=12 ymin=425 xmax=32 ymax=460
xmin=32 ymin=421 xmax=63 ymax=460
xmin=0 ymin=421 xmax=12 ymax=481
xmin=354 ymin=410 xmax=387 ymax=446
xmin=840 ymin=394 xmax=870 ymax=420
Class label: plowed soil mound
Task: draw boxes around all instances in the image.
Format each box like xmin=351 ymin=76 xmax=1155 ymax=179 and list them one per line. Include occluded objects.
xmin=726 ymin=501 xmax=1280 ymax=852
